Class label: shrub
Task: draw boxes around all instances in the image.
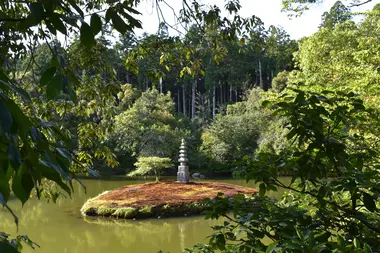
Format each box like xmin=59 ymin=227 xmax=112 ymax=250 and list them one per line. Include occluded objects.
xmin=128 ymin=156 xmax=174 ymax=181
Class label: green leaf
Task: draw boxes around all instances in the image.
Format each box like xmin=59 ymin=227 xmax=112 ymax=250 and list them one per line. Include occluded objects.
xmin=87 ymin=168 xmax=101 ymax=177
xmin=37 ymin=164 xmax=71 ymax=195
xmin=353 ymin=238 xmax=360 ymax=248
xmin=80 ymin=22 xmax=95 ymax=48
xmin=67 ymin=83 xmax=77 ymax=103
xmin=56 ymin=148 xmax=72 ymax=164
xmin=40 ymin=66 xmax=56 ymax=86
xmin=363 ymin=192 xmax=376 ymax=212
xmin=68 ymin=0 xmax=84 ymax=17
xmin=47 ymin=73 xmax=63 ymax=99
xmin=261 ymin=100 xmax=271 ymax=108
xmin=266 ymin=241 xmax=279 ymax=253
xmin=7 ymin=144 xmax=21 ymax=170
xmin=0 ymin=72 xmax=31 ymax=101
xmin=67 ymin=70 xmax=80 ymax=87
xmin=215 ymin=234 xmax=226 ymax=250
xmin=259 ymin=183 xmax=266 ymax=197
xmin=0 ymin=242 xmax=19 ymax=253
xmin=364 ymin=244 xmax=373 ymax=253
xmin=286 ymin=129 xmax=297 ymax=140
xmin=46 ymin=22 xmax=57 ymax=35
xmin=125 ymin=6 xmax=141 ymax=15
xmin=6 ymin=99 xmax=32 ymax=138
xmin=50 ymin=14 xmax=67 ymax=35
xmin=105 ymin=8 xmax=113 ymax=22
xmin=111 ymin=12 xmax=127 ymax=34
xmin=90 ymin=13 xmax=102 ymax=35
xmin=0 ymin=99 xmax=13 ymax=133
xmin=30 ymin=2 xmax=44 ymax=22
xmin=120 ymin=11 xmax=142 ymax=29
xmin=12 ymin=166 xmax=34 ymax=205
xmin=0 ymin=172 xmax=11 ymax=203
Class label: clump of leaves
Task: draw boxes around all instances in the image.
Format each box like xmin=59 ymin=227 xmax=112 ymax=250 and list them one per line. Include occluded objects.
xmin=128 ymin=156 xmax=174 ymax=181
xmin=0 ymin=233 xmax=39 ymax=253
xmin=187 ymin=89 xmax=380 ymax=252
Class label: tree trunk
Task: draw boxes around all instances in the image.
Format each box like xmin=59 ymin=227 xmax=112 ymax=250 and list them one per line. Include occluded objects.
xmin=229 ymin=85 xmax=232 ymax=102
xmin=259 ymin=59 xmax=263 ymax=89
xmin=212 ymin=85 xmax=216 ymax=118
xmin=177 ymin=87 xmax=181 ymax=114
xmin=235 ymin=88 xmax=238 ymax=102
xmin=188 ymin=86 xmax=191 ymax=118
xmin=207 ymin=95 xmax=211 ymax=118
xmin=220 ymin=84 xmax=223 ymax=105
xmin=270 ymin=70 xmax=274 ymax=89
xmin=182 ymin=85 xmax=187 ymax=116
xmin=154 ymin=169 xmax=160 ymax=181
xmin=191 ymin=78 xmax=197 ymax=119
xmin=159 ymin=77 xmax=163 ymax=93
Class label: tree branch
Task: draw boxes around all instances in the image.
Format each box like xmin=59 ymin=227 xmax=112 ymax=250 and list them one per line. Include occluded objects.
xmin=349 ymin=0 xmax=372 ymax=7
xmin=0 ymin=18 xmax=26 ymax=22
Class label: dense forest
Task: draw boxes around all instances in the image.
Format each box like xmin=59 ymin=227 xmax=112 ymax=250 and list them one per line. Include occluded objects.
xmin=8 ymin=18 xmax=298 ymax=175
xmin=1 ymin=0 xmax=379 ymax=252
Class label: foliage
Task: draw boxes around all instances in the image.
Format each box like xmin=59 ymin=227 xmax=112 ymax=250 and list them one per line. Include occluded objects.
xmin=1 ymin=0 xmax=377 ymax=251
xmin=320 ymin=1 xmax=352 ymax=29
xmin=0 ymin=233 xmax=39 ymax=253
xmin=128 ymin=157 xmax=174 ymax=181
xmin=282 ymin=0 xmax=374 ymax=16
xmin=188 ymin=89 xmax=380 ymax=252
xmin=112 ymin=88 xmax=189 ymax=160
xmin=256 ymin=117 xmax=290 ymax=155
xmin=290 ymin=14 xmax=380 ymax=107
xmin=201 ymin=89 xmax=286 ymax=167
xmin=272 ymin=70 xmax=289 ymax=93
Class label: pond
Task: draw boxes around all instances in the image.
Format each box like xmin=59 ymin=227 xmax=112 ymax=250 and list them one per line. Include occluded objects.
xmin=0 ymin=178 xmax=289 ymax=253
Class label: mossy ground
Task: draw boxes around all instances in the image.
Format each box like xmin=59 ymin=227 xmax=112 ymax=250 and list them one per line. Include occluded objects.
xmin=81 ymin=181 xmax=257 ymax=219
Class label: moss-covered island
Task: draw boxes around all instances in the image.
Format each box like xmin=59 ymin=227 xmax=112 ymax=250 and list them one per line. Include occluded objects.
xmin=81 ymin=181 xmax=257 ymax=219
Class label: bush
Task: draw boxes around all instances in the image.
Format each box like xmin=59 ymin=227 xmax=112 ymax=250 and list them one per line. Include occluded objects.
xmin=128 ymin=156 xmax=174 ymax=181
xmin=187 ymin=90 xmax=380 ymax=252
xmin=271 ymin=70 xmax=289 ymax=93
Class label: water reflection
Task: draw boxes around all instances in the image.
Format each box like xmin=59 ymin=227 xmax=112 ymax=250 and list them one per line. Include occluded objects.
xmin=0 ymin=178 xmax=288 ymax=253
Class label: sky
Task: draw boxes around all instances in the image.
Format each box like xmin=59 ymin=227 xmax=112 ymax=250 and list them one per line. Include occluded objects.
xmin=134 ymin=0 xmax=377 ymax=39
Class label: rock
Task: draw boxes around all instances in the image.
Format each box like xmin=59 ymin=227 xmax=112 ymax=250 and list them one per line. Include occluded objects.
xmin=192 ymin=173 xmax=205 ymax=179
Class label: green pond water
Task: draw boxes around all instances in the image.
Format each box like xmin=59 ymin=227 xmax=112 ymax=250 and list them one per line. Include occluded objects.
xmin=0 ymin=178 xmax=288 ymax=253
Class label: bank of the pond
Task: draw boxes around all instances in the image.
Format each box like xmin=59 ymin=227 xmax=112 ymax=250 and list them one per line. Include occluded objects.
xmin=81 ymin=181 xmax=257 ymax=219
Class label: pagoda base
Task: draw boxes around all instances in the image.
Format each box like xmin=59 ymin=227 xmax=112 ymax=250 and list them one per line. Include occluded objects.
xmin=177 ymin=165 xmax=190 ymax=183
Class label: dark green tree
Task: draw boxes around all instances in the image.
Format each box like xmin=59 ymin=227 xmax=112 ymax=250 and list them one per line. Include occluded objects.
xmin=320 ymin=1 xmax=352 ymax=29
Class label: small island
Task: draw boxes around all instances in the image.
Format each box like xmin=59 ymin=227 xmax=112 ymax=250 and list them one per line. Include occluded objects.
xmin=81 ymin=139 xmax=257 ymax=219
xmin=81 ymin=181 xmax=257 ymax=219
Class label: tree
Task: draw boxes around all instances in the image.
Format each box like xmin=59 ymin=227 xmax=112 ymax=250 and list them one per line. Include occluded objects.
xmin=289 ymin=10 xmax=380 ymax=108
xmin=201 ymin=89 xmax=277 ymax=166
xmin=112 ymin=88 xmax=189 ymax=160
xmin=282 ymin=0 xmax=374 ymax=16
xmin=187 ymin=5 xmax=380 ymax=253
xmin=188 ymin=89 xmax=380 ymax=252
xmin=0 ymin=0 xmax=280 ymax=251
xmin=129 ymin=156 xmax=173 ymax=181
xmin=272 ymin=70 xmax=289 ymax=92
xmin=320 ymin=1 xmax=352 ymax=29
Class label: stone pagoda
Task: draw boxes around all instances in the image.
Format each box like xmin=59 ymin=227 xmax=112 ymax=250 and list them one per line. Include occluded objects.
xmin=177 ymin=138 xmax=190 ymax=183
